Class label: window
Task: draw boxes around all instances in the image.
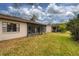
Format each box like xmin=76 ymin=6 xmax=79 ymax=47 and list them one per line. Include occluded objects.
xmin=2 ymin=22 xmax=7 ymax=32
xmin=2 ymin=22 xmax=20 ymax=32
xmin=28 ymin=25 xmax=35 ymax=34
xmin=28 ymin=26 xmax=31 ymax=33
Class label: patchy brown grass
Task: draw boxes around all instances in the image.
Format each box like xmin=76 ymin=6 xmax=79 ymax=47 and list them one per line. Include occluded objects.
xmin=0 ymin=32 xmax=79 ymax=56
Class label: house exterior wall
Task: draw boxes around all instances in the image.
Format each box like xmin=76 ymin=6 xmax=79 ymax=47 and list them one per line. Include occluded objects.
xmin=46 ymin=25 xmax=52 ymax=33
xmin=0 ymin=19 xmax=27 ymax=41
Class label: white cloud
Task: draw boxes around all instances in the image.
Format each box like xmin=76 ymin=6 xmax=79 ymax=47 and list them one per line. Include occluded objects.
xmin=8 ymin=6 xmax=33 ymax=20
xmin=21 ymin=8 xmax=30 ymax=15
xmin=46 ymin=3 xmax=66 ymax=14
xmin=46 ymin=3 xmax=77 ymax=16
xmin=38 ymin=6 xmax=43 ymax=10
xmin=8 ymin=4 xmax=79 ymax=24
xmin=45 ymin=3 xmax=79 ymax=23
xmin=2 ymin=3 xmax=79 ymax=24
xmin=7 ymin=5 xmax=46 ymax=21
xmin=8 ymin=6 xmax=18 ymax=12
xmin=29 ymin=5 xmax=46 ymax=20
xmin=65 ymin=11 xmax=74 ymax=16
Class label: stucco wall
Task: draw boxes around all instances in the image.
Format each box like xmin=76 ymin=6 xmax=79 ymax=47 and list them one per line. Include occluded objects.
xmin=0 ymin=20 xmax=27 ymax=41
xmin=46 ymin=25 xmax=52 ymax=33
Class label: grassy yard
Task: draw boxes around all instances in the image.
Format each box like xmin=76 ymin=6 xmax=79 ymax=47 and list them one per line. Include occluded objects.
xmin=0 ymin=32 xmax=79 ymax=56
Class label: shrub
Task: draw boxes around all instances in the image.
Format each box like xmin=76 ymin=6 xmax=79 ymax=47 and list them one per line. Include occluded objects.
xmin=59 ymin=23 xmax=67 ymax=32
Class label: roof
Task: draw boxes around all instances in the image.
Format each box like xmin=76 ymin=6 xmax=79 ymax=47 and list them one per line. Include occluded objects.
xmin=0 ymin=14 xmax=46 ymax=26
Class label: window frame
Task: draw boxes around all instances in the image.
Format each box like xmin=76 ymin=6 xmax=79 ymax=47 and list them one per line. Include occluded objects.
xmin=2 ymin=22 xmax=20 ymax=32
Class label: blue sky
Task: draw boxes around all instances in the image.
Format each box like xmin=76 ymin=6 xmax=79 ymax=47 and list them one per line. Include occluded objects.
xmin=0 ymin=3 xmax=79 ymax=24
xmin=0 ymin=3 xmax=48 ymax=11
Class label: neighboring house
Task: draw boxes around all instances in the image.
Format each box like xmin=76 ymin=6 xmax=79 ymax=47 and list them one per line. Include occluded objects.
xmin=0 ymin=14 xmax=52 ymax=41
xmin=46 ymin=24 xmax=52 ymax=33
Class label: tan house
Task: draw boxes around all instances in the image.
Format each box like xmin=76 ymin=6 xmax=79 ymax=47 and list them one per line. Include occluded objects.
xmin=0 ymin=14 xmax=52 ymax=41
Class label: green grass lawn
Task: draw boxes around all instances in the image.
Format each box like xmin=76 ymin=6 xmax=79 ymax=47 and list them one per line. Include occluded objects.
xmin=0 ymin=32 xmax=79 ymax=56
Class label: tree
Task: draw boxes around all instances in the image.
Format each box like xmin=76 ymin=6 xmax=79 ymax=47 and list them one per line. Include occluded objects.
xmin=67 ymin=18 xmax=79 ymax=41
xmin=30 ymin=14 xmax=37 ymax=21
